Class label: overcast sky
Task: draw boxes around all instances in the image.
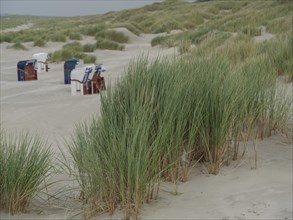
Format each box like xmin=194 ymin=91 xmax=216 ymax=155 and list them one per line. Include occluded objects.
xmin=1 ymin=0 xmax=162 ymax=17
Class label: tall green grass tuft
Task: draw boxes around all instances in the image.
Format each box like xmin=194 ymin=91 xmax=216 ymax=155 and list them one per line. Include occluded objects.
xmin=66 ymin=55 xmax=291 ymax=218
xmin=0 ymin=131 xmax=52 ymax=214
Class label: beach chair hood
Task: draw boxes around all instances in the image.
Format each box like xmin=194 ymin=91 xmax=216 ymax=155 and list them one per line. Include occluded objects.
xmin=32 ymin=53 xmax=49 ymax=63
xmin=64 ymin=58 xmax=80 ymax=84
xmin=71 ymin=64 xmax=96 ymax=83
xmin=17 ymin=59 xmax=37 ymax=71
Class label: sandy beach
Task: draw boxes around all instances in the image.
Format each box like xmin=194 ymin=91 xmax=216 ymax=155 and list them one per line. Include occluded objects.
xmin=0 ymin=28 xmax=292 ymax=220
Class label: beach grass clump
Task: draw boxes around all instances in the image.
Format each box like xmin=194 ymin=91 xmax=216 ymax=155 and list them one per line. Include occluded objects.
xmin=83 ymin=43 xmax=97 ymax=52
xmin=95 ymin=30 xmax=129 ymax=43
xmin=151 ymin=35 xmax=177 ymax=48
xmin=151 ymin=35 xmax=167 ymax=47
xmin=9 ymin=42 xmax=27 ymax=50
xmin=0 ymin=34 xmax=13 ymax=43
xmin=81 ymin=24 xmax=108 ymax=36
xmin=48 ymin=33 xmax=67 ymax=42
xmin=178 ymin=39 xmax=192 ymax=54
xmin=96 ymin=38 xmax=124 ymax=50
xmin=33 ymin=38 xmax=46 ymax=47
xmin=83 ymin=55 xmax=96 ymax=64
xmin=266 ymin=15 xmax=292 ymax=34
xmin=65 ymin=56 xmax=191 ymax=216
xmin=0 ymin=131 xmax=52 ymax=214
xmin=62 ymin=41 xmax=83 ymax=51
xmin=65 ymin=54 xmax=293 ymax=218
xmin=191 ymin=31 xmax=232 ymax=56
xmin=7 ymin=30 xmax=40 ymax=43
xmin=235 ymin=55 xmax=291 ymax=142
xmin=68 ymin=32 xmax=82 ymax=40
xmin=257 ymin=34 xmax=293 ymax=81
xmin=215 ymin=36 xmax=255 ymax=64
xmin=241 ymin=26 xmax=261 ymax=37
xmin=152 ymin=19 xmax=181 ymax=34
xmin=50 ymin=41 xmax=96 ymax=62
xmin=49 ymin=49 xmax=84 ymax=62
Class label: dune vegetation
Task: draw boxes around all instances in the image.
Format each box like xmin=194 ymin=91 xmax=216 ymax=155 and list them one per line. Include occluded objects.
xmin=0 ymin=131 xmax=52 ymax=214
xmin=1 ymin=0 xmax=292 ymax=67
xmin=0 ymin=0 xmax=292 ymax=219
xmin=66 ymin=54 xmax=292 ymax=219
xmin=61 ymin=1 xmax=292 ymax=219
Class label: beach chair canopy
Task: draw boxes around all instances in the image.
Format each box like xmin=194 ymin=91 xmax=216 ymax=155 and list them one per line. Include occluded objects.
xmin=71 ymin=64 xmax=96 ymax=83
xmin=64 ymin=58 xmax=80 ymax=84
xmin=17 ymin=59 xmax=37 ymax=71
xmin=95 ymin=64 xmax=106 ymax=73
xmin=64 ymin=58 xmax=80 ymax=70
xmin=32 ymin=53 xmax=49 ymax=63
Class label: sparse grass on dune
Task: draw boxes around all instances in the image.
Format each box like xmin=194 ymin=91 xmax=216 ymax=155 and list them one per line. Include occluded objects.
xmin=149 ymin=1 xmax=292 ymax=48
xmin=111 ymin=22 xmax=142 ymax=35
xmin=81 ymin=24 xmax=108 ymax=36
xmin=0 ymin=16 xmax=34 ymax=30
xmin=50 ymin=41 xmax=97 ymax=63
xmin=49 ymin=49 xmax=96 ymax=64
xmin=1 ymin=0 xmax=290 ymax=54
xmin=0 ymin=131 xmax=52 ymax=215
xmin=48 ymin=32 xmax=67 ymax=42
xmin=95 ymin=30 xmax=129 ymax=43
xmin=96 ymin=37 xmax=124 ymax=50
xmin=189 ymin=29 xmax=293 ymax=81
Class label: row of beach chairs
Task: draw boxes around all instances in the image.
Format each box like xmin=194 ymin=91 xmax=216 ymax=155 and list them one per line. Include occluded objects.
xmin=17 ymin=54 xmax=106 ymax=96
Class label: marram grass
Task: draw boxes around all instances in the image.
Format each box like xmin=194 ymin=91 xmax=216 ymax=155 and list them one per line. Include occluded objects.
xmin=66 ymin=55 xmax=292 ymax=219
xmin=0 ymin=131 xmax=52 ymax=214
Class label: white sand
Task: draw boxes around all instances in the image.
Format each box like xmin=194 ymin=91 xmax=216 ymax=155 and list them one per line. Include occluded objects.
xmin=0 ymin=28 xmax=292 ymax=220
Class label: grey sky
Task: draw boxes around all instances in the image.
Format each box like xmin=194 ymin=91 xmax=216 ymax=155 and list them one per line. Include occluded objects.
xmin=0 ymin=0 xmax=162 ymax=17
